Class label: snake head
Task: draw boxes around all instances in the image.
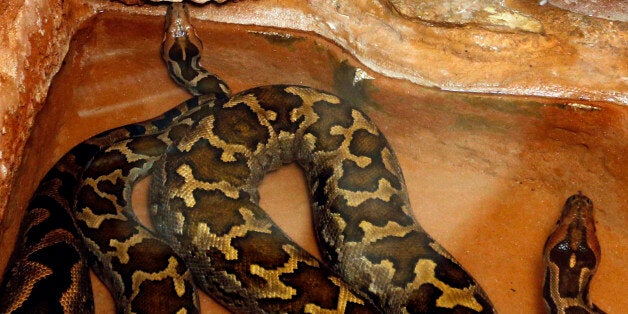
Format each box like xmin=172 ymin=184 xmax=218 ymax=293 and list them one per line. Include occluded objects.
xmin=162 ymin=3 xmax=231 ymax=97
xmin=542 ymin=193 xmax=603 ymax=313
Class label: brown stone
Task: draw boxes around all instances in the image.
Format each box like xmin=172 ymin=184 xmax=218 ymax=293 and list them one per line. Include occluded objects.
xmin=547 ymin=0 xmax=628 ymax=22
xmin=387 ymin=0 xmax=544 ymax=32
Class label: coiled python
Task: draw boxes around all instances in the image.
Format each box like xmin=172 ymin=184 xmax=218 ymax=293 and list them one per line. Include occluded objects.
xmin=0 ymin=3 xmax=605 ymax=313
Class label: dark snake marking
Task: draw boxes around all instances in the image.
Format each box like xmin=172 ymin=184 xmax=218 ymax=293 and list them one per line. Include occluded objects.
xmin=0 ymin=97 xmax=205 ymax=313
xmin=543 ymin=193 xmax=605 ymax=314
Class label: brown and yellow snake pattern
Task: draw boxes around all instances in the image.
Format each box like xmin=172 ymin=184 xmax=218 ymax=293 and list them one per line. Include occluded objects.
xmin=0 ymin=95 xmax=206 ymax=312
xmin=0 ymin=3 xmax=605 ymax=313
xmin=543 ymin=193 xmax=605 ymax=314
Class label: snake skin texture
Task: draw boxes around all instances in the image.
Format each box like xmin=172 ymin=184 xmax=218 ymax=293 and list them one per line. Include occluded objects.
xmin=0 ymin=2 xmax=605 ymax=313
xmin=543 ymin=193 xmax=605 ymax=314
xmin=0 ymin=96 xmax=206 ymax=312
xmin=148 ymin=83 xmax=494 ymax=313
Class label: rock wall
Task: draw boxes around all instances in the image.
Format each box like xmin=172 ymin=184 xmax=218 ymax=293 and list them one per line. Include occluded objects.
xmin=0 ymin=0 xmax=94 ymax=217
xmin=0 ymin=0 xmax=626 ymax=221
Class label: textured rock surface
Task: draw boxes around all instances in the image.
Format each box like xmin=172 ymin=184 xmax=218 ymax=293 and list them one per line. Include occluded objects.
xmin=387 ymin=0 xmax=544 ymax=32
xmin=183 ymin=0 xmax=628 ymax=104
xmin=547 ymin=0 xmax=628 ymax=22
xmin=0 ymin=0 xmax=94 ymax=218
xmin=0 ymin=0 xmax=626 ymax=312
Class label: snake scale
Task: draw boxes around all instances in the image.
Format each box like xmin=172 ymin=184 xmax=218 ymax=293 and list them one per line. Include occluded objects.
xmin=542 ymin=193 xmax=605 ymax=314
xmin=0 ymin=3 xmax=605 ymax=313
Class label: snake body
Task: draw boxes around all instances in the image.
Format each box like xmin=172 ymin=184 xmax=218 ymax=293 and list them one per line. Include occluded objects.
xmin=0 ymin=96 xmax=205 ymax=312
xmin=0 ymin=3 xmax=605 ymax=313
xmin=147 ymin=81 xmax=496 ymax=312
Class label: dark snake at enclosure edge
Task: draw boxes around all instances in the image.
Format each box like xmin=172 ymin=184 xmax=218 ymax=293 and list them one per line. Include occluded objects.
xmin=0 ymin=3 xmax=606 ymax=314
xmin=542 ymin=193 xmax=605 ymax=314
